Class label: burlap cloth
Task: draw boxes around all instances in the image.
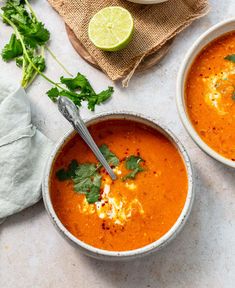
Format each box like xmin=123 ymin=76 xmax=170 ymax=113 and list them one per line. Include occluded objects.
xmin=48 ymin=0 xmax=209 ymax=86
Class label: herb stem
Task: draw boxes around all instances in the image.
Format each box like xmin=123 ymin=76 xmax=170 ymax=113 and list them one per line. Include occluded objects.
xmin=45 ymin=46 xmax=73 ymax=76
xmin=24 ymin=69 xmax=36 ymax=88
xmin=24 ymin=0 xmax=37 ymax=21
xmin=25 ymin=46 xmax=45 ymax=88
xmin=24 ymin=0 xmax=73 ymax=77
xmin=21 ymin=55 xmax=26 ymax=87
xmin=0 ymin=13 xmax=69 ymax=91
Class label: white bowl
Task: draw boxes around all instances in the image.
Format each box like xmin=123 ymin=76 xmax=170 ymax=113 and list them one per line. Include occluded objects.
xmin=42 ymin=112 xmax=194 ymax=261
xmin=126 ymin=0 xmax=168 ymax=4
xmin=176 ymin=18 xmax=235 ymax=169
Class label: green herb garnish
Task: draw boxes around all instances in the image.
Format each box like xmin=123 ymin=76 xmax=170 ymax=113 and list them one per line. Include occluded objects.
xmin=232 ymin=90 xmax=235 ymax=101
xmin=122 ymin=155 xmax=144 ymax=181
xmin=224 ymin=54 xmax=235 ymax=63
xmin=223 ymin=54 xmax=235 ymax=100
xmin=1 ymin=33 xmax=23 ymax=61
xmin=56 ymin=160 xmax=79 ymax=181
xmin=56 ymin=145 xmax=145 ymax=203
xmin=99 ymin=144 xmax=119 ymax=167
xmin=56 ymin=145 xmax=119 ymax=203
xmin=47 ymin=74 xmax=113 ymax=111
xmin=0 ymin=0 xmax=113 ymax=111
xmin=73 ymin=164 xmax=101 ymax=203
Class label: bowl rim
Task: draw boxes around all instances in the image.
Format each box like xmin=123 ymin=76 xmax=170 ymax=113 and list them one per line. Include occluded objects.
xmin=176 ymin=18 xmax=235 ymax=169
xmin=42 ymin=111 xmax=194 ymax=259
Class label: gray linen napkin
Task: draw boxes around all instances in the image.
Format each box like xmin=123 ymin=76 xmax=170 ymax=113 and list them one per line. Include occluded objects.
xmin=0 ymin=82 xmax=53 ymax=223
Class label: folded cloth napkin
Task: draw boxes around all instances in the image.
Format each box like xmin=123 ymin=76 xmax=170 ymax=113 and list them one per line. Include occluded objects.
xmin=0 ymin=82 xmax=53 ymax=223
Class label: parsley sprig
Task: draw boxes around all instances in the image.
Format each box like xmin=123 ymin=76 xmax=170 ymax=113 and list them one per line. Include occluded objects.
xmin=0 ymin=0 xmax=113 ymax=111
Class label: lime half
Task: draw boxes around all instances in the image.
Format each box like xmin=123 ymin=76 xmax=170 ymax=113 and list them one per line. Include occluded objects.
xmin=88 ymin=6 xmax=134 ymax=52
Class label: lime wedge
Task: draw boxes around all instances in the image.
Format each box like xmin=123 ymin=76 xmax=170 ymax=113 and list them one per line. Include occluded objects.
xmin=88 ymin=6 xmax=134 ymax=52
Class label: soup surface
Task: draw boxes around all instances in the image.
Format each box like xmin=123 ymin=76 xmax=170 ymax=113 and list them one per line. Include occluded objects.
xmin=186 ymin=31 xmax=235 ymax=160
xmin=50 ymin=119 xmax=188 ymax=251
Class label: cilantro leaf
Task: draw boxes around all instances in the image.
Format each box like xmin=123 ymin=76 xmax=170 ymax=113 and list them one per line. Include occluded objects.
xmin=49 ymin=73 xmax=114 ymax=111
xmin=73 ymin=163 xmax=101 ymax=204
xmin=122 ymin=155 xmax=144 ymax=181
xmin=125 ymin=155 xmax=144 ymax=170
xmin=60 ymin=73 xmax=95 ymax=93
xmin=232 ymin=90 xmax=235 ymax=101
xmin=60 ymin=73 xmax=113 ymax=111
xmin=20 ymin=22 xmax=50 ymax=48
xmin=32 ymin=55 xmax=45 ymax=72
xmin=96 ymin=87 xmax=114 ymax=104
xmin=224 ymin=54 xmax=235 ymax=63
xmin=47 ymin=87 xmax=60 ymax=101
xmin=2 ymin=0 xmax=28 ymax=26
xmin=57 ymin=162 xmax=101 ymax=204
xmin=56 ymin=160 xmax=79 ymax=181
xmin=21 ymin=55 xmax=46 ymax=87
xmin=122 ymin=169 xmax=141 ymax=180
xmin=58 ymin=89 xmax=83 ymax=106
xmin=2 ymin=1 xmax=50 ymax=48
xmin=73 ymin=163 xmax=97 ymax=181
xmin=87 ymin=87 xmax=113 ymax=111
xmin=16 ymin=55 xmax=23 ymax=67
xmin=86 ymin=179 xmax=101 ymax=203
xmin=74 ymin=172 xmax=101 ymax=203
xmin=1 ymin=34 xmax=23 ymax=61
xmin=99 ymin=144 xmax=119 ymax=167
xmin=46 ymin=87 xmax=82 ymax=106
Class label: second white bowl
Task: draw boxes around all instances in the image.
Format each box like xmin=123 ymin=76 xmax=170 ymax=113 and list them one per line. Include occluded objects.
xmin=176 ymin=18 xmax=235 ymax=168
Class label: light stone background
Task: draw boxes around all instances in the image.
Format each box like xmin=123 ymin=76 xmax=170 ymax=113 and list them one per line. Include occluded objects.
xmin=1 ymin=0 xmax=235 ymax=287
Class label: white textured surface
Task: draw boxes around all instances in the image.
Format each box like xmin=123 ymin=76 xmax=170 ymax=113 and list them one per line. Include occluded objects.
xmin=1 ymin=1 xmax=235 ymax=287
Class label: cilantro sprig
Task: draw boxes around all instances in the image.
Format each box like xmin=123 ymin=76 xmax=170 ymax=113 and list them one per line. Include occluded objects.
xmin=56 ymin=144 xmax=145 ymax=204
xmin=223 ymin=55 xmax=235 ymax=101
xmin=1 ymin=33 xmax=23 ymax=61
xmin=122 ymin=155 xmax=144 ymax=181
xmin=225 ymin=54 xmax=235 ymax=63
xmin=47 ymin=74 xmax=113 ymax=111
xmin=56 ymin=160 xmax=78 ymax=181
xmin=0 ymin=0 xmax=113 ymax=111
xmin=232 ymin=90 xmax=235 ymax=101
xmin=99 ymin=144 xmax=119 ymax=167
xmin=56 ymin=145 xmax=119 ymax=204
xmin=73 ymin=164 xmax=102 ymax=204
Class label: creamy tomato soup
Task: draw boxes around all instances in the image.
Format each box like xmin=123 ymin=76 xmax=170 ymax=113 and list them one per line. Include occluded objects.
xmin=186 ymin=31 xmax=235 ymax=160
xmin=50 ymin=120 xmax=188 ymax=251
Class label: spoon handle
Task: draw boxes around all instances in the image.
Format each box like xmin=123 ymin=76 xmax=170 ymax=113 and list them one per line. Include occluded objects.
xmin=57 ymin=96 xmax=117 ymax=181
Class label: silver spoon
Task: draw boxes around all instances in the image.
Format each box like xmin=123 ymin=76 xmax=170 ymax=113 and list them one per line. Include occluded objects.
xmin=57 ymin=96 xmax=117 ymax=181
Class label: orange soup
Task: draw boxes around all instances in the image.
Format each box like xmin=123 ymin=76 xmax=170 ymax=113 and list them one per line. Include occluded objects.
xmin=186 ymin=31 xmax=235 ymax=160
xmin=50 ymin=120 xmax=188 ymax=251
